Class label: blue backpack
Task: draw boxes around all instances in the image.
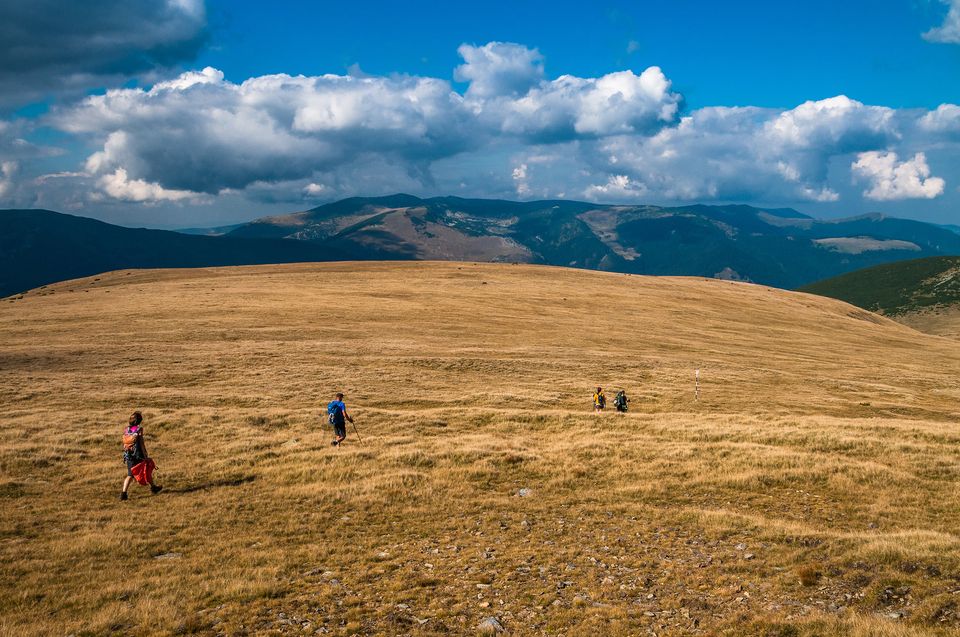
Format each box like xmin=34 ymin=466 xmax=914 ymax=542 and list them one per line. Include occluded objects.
xmin=327 ymin=401 xmax=344 ymax=425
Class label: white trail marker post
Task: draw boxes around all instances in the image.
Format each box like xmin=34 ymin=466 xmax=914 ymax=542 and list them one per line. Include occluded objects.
xmin=695 ymin=368 xmax=700 ymax=402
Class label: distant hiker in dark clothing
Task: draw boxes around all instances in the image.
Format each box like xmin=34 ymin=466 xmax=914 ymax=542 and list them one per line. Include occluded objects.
xmin=328 ymin=393 xmax=353 ymax=446
xmin=120 ymin=411 xmax=162 ymax=500
xmin=614 ymin=390 xmax=629 ymax=413
xmin=593 ymin=387 xmax=606 ymax=413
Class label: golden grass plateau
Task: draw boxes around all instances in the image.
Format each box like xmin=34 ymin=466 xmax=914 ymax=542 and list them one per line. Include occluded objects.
xmin=2 ymin=261 xmax=960 ymax=636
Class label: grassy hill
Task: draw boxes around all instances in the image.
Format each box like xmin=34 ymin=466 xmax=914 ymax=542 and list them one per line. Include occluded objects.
xmin=2 ymin=263 xmax=960 ymax=635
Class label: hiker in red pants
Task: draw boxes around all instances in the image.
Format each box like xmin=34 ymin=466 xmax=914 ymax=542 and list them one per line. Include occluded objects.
xmin=120 ymin=411 xmax=162 ymax=500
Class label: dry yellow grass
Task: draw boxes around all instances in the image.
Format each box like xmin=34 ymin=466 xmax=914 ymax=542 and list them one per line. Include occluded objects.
xmin=2 ymin=261 xmax=960 ymax=636
xmin=896 ymin=307 xmax=960 ymax=341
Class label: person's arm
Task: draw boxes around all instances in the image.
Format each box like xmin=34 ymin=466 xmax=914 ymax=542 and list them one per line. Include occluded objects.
xmin=344 ymin=406 xmax=353 ymax=423
xmin=139 ymin=432 xmax=149 ymax=460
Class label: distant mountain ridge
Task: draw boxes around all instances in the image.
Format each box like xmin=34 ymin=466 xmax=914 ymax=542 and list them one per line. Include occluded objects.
xmin=226 ymin=194 xmax=960 ymax=288
xmin=0 ymin=209 xmax=352 ymax=297
xmin=4 ymin=197 xmax=959 ymax=297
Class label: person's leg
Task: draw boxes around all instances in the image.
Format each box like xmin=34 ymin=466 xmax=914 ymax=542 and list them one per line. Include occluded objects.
xmin=121 ymin=475 xmax=133 ymax=500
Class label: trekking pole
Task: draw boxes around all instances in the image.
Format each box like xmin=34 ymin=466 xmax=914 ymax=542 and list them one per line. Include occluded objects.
xmin=351 ymin=420 xmax=364 ymax=445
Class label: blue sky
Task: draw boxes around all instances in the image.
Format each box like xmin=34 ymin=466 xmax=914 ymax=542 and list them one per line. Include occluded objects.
xmin=200 ymin=0 xmax=959 ymax=110
xmin=0 ymin=0 xmax=958 ymax=228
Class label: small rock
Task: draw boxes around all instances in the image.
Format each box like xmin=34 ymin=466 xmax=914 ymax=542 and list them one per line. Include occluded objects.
xmin=477 ymin=616 xmax=504 ymax=634
xmin=479 ymin=601 xmax=490 ymax=608
xmin=735 ymin=543 xmax=746 ymax=551
xmin=518 ymin=488 xmax=532 ymax=497
xmin=154 ymin=552 xmax=182 ymax=560
xmin=744 ymin=553 xmax=755 ymax=560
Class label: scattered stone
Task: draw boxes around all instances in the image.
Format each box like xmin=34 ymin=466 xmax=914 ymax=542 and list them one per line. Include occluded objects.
xmin=477 ymin=616 xmax=504 ymax=634
xmin=154 ymin=552 xmax=182 ymax=560
xmin=735 ymin=543 xmax=746 ymax=551
xmin=744 ymin=553 xmax=755 ymax=560
xmin=518 ymin=488 xmax=532 ymax=497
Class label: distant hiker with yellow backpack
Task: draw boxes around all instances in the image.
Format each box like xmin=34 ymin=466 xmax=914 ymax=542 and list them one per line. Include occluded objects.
xmin=327 ymin=393 xmax=355 ymax=446
xmin=120 ymin=411 xmax=162 ymax=500
xmin=593 ymin=386 xmax=606 ymax=413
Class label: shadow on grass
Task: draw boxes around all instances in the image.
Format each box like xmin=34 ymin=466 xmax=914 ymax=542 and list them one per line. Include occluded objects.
xmin=167 ymin=474 xmax=256 ymax=494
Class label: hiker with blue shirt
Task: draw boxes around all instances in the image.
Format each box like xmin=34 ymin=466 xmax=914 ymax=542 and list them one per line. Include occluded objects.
xmin=327 ymin=392 xmax=353 ymax=446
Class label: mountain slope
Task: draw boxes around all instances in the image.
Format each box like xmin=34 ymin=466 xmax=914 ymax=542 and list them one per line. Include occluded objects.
xmin=4 ymin=262 xmax=960 ymax=635
xmin=800 ymin=255 xmax=960 ymax=338
xmin=0 ymin=209 xmax=355 ymax=297
xmin=228 ymin=195 xmax=960 ymax=288
xmin=800 ymin=256 xmax=960 ymax=315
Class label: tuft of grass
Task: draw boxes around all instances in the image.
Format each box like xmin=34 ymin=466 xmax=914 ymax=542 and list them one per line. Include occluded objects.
xmin=797 ymin=565 xmax=821 ymax=587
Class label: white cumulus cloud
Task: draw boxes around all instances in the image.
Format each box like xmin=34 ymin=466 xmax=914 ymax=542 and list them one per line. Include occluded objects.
xmin=577 ymin=97 xmax=898 ymax=203
xmin=924 ymin=0 xmax=960 ymax=43
xmin=0 ymin=160 xmax=17 ymax=198
xmin=31 ymin=42 xmax=960 ymax=212
xmin=919 ymin=103 xmax=960 ymax=137
xmin=455 ymin=42 xmax=544 ymax=98
xmin=99 ymin=167 xmax=203 ymax=202
xmin=851 ymin=151 xmax=946 ymax=200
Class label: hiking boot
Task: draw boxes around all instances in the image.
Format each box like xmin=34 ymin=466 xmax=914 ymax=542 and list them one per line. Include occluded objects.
xmin=331 ymin=440 xmax=339 ymax=447
xmin=120 ymin=491 xmax=128 ymax=501
xmin=150 ymin=485 xmax=163 ymax=495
